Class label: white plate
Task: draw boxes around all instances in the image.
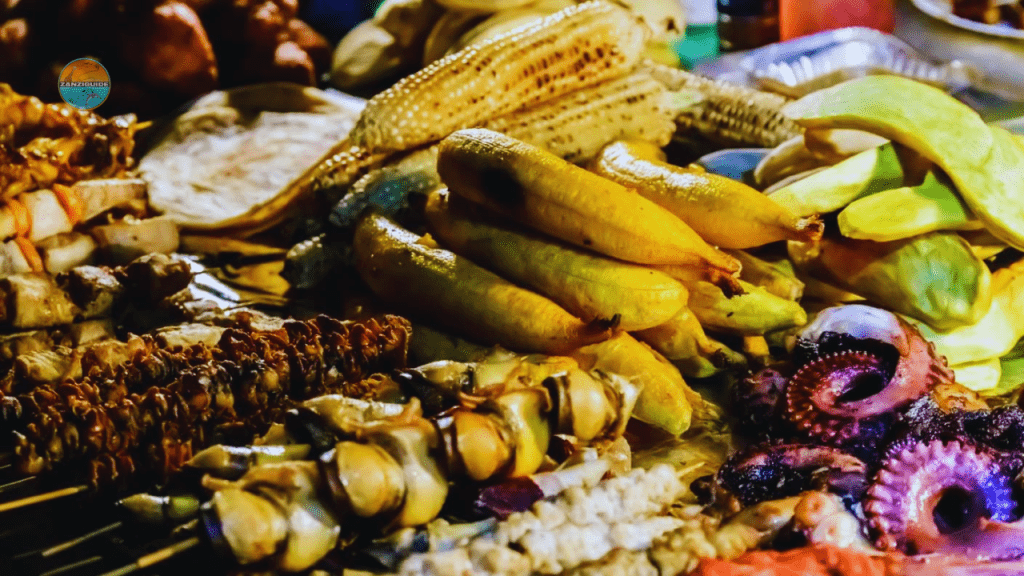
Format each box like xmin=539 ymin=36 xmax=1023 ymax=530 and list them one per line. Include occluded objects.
xmin=911 ymin=0 xmax=1024 ymax=40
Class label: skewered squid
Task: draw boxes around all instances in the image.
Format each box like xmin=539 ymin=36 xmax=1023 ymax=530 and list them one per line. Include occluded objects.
xmin=111 ymin=359 xmax=640 ymax=573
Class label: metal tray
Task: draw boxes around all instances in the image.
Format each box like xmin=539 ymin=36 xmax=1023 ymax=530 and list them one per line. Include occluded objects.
xmin=693 ymin=26 xmax=980 ymax=98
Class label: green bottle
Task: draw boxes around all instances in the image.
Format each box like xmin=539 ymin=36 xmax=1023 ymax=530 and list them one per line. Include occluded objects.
xmin=675 ymin=0 xmax=720 ymax=70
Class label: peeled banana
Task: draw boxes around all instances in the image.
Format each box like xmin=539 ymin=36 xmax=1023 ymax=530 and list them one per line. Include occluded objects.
xmin=438 ymin=129 xmax=742 ymax=276
xmin=353 ymin=213 xmax=612 ymax=354
xmin=591 ymin=140 xmax=824 ymax=249
xmin=425 ymin=190 xmax=688 ymax=331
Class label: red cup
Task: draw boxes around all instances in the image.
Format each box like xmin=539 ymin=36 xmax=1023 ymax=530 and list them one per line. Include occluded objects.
xmin=780 ymin=0 xmax=895 ymax=40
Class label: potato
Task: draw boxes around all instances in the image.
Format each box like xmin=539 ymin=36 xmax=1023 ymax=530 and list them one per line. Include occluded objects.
xmin=141 ymin=1 xmax=218 ymax=96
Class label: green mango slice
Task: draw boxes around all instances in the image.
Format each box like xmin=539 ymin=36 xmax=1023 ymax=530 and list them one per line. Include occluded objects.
xmin=838 ymin=170 xmax=982 ymax=242
xmin=769 ymin=143 xmax=906 ymax=217
xmin=789 ymin=231 xmax=991 ymax=331
xmin=910 ymin=259 xmax=1024 ymax=364
xmin=783 ymin=76 xmax=1024 ymax=250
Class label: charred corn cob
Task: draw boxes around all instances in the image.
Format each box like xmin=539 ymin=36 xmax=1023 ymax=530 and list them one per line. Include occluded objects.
xmin=350 ymin=1 xmax=650 ymax=154
xmin=483 ymin=71 xmax=676 ymax=163
xmin=644 ymin=62 xmax=802 ymax=148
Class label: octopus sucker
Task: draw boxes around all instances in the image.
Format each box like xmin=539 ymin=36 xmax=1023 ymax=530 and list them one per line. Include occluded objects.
xmin=779 ymin=306 xmax=956 ymax=457
xmin=865 ymin=439 xmax=1022 ymax=558
xmin=784 ymin=350 xmax=926 ymax=453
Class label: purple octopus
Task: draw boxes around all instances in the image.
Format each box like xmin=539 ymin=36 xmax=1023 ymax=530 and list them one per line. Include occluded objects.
xmin=719 ymin=304 xmax=1024 ymax=560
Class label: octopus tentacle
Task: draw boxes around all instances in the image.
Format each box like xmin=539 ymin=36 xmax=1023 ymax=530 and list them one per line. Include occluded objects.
xmin=784 ymin=351 xmax=928 ymax=457
xmin=717 ymin=443 xmax=868 ymax=506
xmin=865 ymin=439 xmax=1024 ymax=558
xmin=731 ymin=365 xmax=792 ymax=439
xmin=783 ymin=307 xmax=955 ymax=458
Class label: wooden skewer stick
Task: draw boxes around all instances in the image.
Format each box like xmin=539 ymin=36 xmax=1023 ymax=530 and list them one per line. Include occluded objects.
xmin=0 ymin=475 xmax=37 ymax=495
xmin=0 ymin=452 xmax=11 ymax=466
xmin=98 ymin=537 xmax=202 ymax=576
xmin=42 ymin=521 xmax=124 ymax=557
xmin=0 ymin=484 xmax=88 ymax=513
xmin=39 ymin=556 xmax=104 ymax=576
xmin=0 ymin=464 xmax=12 ymax=474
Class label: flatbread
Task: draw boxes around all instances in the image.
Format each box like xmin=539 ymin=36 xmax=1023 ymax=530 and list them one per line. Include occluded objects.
xmin=140 ymin=83 xmax=365 ymax=228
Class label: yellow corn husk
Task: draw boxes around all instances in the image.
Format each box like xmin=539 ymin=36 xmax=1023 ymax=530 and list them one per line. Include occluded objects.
xmin=350 ymin=1 xmax=649 ymax=154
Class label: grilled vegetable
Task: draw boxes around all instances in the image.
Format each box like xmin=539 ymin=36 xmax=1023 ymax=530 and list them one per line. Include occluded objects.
xmin=573 ymin=332 xmax=717 ymax=435
xmin=789 ymin=232 xmax=991 ymax=331
xmin=351 ymin=1 xmax=649 ymax=154
xmin=911 ymin=256 xmax=1024 ymax=365
xmin=331 ymin=147 xmax=442 ymax=229
xmin=481 ymin=71 xmax=676 ymax=163
xmin=353 ymin=213 xmax=612 ymax=354
xmin=768 ymin=143 xmax=908 ymax=217
xmin=425 ymin=190 xmax=687 ymax=331
xmin=753 ymin=135 xmax=831 ymax=189
xmin=783 ymin=76 xmax=1024 ymax=250
xmin=727 ymin=250 xmax=804 ymax=301
xmin=438 ymin=129 xmax=741 ymax=277
xmin=659 ymin=270 xmax=807 ymax=336
xmin=949 ymin=358 xmax=1002 ymax=394
xmin=838 ymin=170 xmax=982 ymax=242
xmin=591 ymin=140 xmax=823 ymax=249
xmin=644 ymin=62 xmax=802 ymax=148
xmin=634 ymin=306 xmax=747 ymax=379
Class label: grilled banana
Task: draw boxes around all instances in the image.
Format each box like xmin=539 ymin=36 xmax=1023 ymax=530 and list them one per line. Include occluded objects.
xmin=425 ymin=189 xmax=688 ymax=331
xmin=438 ymin=129 xmax=742 ymax=277
xmin=353 ymin=213 xmax=612 ymax=354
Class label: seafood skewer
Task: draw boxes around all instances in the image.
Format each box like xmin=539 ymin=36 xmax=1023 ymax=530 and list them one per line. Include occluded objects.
xmin=1 ymin=314 xmax=412 ymax=488
xmin=105 ymin=365 xmax=641 ymax=573
xmin=0 ymin=84 xmax=141 ymax=200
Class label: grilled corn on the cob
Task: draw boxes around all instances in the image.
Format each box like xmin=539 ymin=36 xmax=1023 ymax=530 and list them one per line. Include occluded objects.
xmin=645 ymin=62 xmax=802 ymax=148
xmin=483 ymin=71 xmax=676 ymax=163
xmin=351 ymin=1 xmax=650 ymax=153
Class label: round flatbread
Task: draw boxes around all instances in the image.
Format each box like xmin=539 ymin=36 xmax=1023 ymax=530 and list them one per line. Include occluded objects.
xmin=140 ymin=83 xmax=365 ymax=228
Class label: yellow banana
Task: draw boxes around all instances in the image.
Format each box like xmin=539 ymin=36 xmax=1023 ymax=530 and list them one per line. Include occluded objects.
xmin=353 ymin=213 xmax=613 ymax=354
xmin=437 ymin=129 xmax=742 ymax=278
xmin=425 ymin=190 xmax=688 ymax=331
xmin=592 ymin=140 xmax=824 ymax=249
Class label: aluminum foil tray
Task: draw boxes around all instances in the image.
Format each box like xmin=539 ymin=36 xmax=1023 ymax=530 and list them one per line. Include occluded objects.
xmin=694 ymin=26 xmax=980 ymax=98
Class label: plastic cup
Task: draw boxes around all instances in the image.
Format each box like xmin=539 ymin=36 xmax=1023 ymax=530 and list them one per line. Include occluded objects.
xmin=780 ymin=0 xmax=895 ymax=40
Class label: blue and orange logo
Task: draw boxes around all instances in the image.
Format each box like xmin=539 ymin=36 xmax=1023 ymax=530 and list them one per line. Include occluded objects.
xmin=58 ymin=58 xmax=111 ymax=110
